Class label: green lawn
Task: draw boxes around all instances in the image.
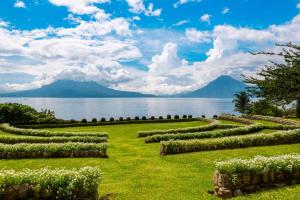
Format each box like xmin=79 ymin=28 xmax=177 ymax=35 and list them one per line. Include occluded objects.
xmin=0 ymin=121 xmax=300 ymax=200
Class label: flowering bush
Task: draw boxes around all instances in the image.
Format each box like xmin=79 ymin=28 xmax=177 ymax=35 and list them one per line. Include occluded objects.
xmin=218 ymin=115 xmax=254 ymax=125
xmin=244 ymin=115 xmax=300 ymax=126
xmin=0 ymin=167 xmax=101 ymax=200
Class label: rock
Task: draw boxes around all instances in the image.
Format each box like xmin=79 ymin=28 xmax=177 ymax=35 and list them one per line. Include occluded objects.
xmin=218 ymin=188 xmax=232 ymax=199
xmin=213 ymin=171 xmax=219 ymax=186
xmin=233 ymin=189 xmax=243 ymax=197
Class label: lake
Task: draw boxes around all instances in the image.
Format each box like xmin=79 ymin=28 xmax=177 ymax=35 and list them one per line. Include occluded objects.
xmin=0 ymin=98 xmax=237 ymax=120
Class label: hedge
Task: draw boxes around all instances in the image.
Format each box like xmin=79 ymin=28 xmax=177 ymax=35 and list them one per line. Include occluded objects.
xmin=160 ymin=129 xmax=300 ymax=155
xmin=138 ymin=120 xmax=239 ymax=137
xmin=0 ymin=135 xmax=107 ymax=144
xmin=213 ymin=154 xmax=300 ymax=198
xmin=0 ymin=123 xmax=108 ymax=138
xmin=17 ymin=118 xmax=200 ymax=129
xmin=145 ymin=124 xmax=264 ymax=143
xmin=244 ymin=115 xmax=300 ymax=126
xmin=0 ymin=167 xmax=101 ymax=200
xmin=0 ymin=142 xmax=108 ymax=159
xmin=217 ymin=115 xmax=254 ymax=125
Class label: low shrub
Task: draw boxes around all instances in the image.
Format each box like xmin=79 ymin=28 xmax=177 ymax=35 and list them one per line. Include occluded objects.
xmin=159 ymin=116 xmax=163 ymax=120
xmin=0 ymin=124 xmax=108 ymax=138
xmin=81 ymin=119 xmax=87 ymax=123
xmin=244 ymin=115 xmax=300 ymax=126
xmin=167 ymin=115 xmax=172 ymax=119
xmin=213 ymin=115 xmax=218 ymax=119
xmin=142 ymin=116 xmax=147 ymax=120
xmin=218 ymin=115 xmax=254 ymax=125
xmin=109 ymin=117 xmax=114 ymax=122
xmin=126 ymin=117 xmax=131 ymax=121
xmin=160 ymin=129 xmax=300 ymax=155
xmin=0 ymin=167 xmax=101 ymax=200
xmin=188 ymin=115 xmax=193 ymax=119
xmin=91 ymin=118 xmax=97 ymax=123
xmin=182 ymin=115 xmax=187 ymax=119
xmin=70 ymin=119 xmax=77 ymax=123
xmin=138 ymin=120 xmax=226 ymax=137
xmin=134 ymin=116 xmax=140 ymax=120
xmin=0 ymin=142 xmax=108 ymax=159
xmin=145 ymin=124 xmax=264 ymax=143
xmin=174 ymin=115 xmax=180 ymax=119
xmin=213 ymin=154 xmax=300 ymax=198
xmin=100 ymin=118 xmax=106 ymax=122
xmin=0 ymin=135 xmax=107 ymax=144
xmin=150 ymin=116 xmax=155 ymax=120
xmin=201 ymin=115 xmax=206 ymax=118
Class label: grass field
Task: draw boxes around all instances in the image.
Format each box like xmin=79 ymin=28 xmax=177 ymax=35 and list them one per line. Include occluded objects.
xmin=0 ymin=120 xmax=300 ymax=200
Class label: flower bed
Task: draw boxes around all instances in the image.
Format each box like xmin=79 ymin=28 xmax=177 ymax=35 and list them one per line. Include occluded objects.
xmin=0 ymin=143 xmax=108 ymax=159
xmin=0 ymin=135 xmax=107 ymax=144
xmin=138 ymin=120 xmax=240 ymax=137
xmin=145 ymin=124 xmax=264 ymax=143
xmin=0 ymin=123 xmax=108 ymax=137
xmin=213 ymin=154 xmax=300 ymax=198
xmin=0 ymin=167 xmax=101 ymax=200
xmin=218 ymin=115 xmax=254 ymax=125
xmin=244 ymin=115 xmax=300 ymax=126
xmin=160 ymin=129 xmax=300 ymax=155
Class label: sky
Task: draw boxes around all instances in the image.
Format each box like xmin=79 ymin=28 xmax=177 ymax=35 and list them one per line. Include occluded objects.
xmin=0 ymin=0 xmax=299 ymax=95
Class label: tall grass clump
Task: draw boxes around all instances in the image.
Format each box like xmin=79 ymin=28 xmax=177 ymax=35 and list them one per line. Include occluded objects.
xmin=0 ymin=167 xmax=101 ymax=200
xmin=145 ymin=124 xmax=264 ymax=143
xmin=160 ymin=129 xmax=300 ymax=155
xmin=0 ymin=123 xmax=108 ymax=137
xmin=0 ymin=142 xmax=108 ymax=159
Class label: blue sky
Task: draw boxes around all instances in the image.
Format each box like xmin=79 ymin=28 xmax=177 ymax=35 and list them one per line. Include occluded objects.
xmin=0 ymin=0 xmax=299 ymax=94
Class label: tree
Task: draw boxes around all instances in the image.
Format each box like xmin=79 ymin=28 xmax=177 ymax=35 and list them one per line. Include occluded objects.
xmin=233 ymin=91 xmax=251 ymax=114
xmin=244 ymin=43 xmax=300 ymax=117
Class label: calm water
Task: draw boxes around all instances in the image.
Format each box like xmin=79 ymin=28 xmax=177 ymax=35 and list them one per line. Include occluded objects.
xmin=0 ymin=98 xmax=237 ymax=120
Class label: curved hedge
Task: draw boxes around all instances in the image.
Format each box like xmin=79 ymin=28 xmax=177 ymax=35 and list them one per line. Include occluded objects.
xmin=218 ymin=115 xmax=254 ymax=125
xmin=0 ymin=123 xmax=108 ymax=138
xmin=138 ymin=120 xmax=239 ymax=137
xmin=0 ymin=142 xmax=108 ymax=159
xmin=0 ymin=167 xmax=101 ymax=200
xmin=244 ymin=115 xmax=300 ymax=126
xmin=160 ymin=129 xmax=300 ymax=155
xmin=0 ymin=135 xmax=107 ymax=144
xmin=145 ymin=124 xmax=264 ymax=143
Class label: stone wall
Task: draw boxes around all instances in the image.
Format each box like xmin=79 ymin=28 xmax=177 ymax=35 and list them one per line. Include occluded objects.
xmin=213 ymin=170 xmax=300 ymax=198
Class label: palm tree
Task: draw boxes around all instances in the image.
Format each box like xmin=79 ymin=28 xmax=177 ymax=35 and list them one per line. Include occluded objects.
xmin=233 ymin=91 xmax=251 ymax=114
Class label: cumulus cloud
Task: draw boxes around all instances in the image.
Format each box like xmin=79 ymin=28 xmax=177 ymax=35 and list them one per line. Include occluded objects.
xmin=126 ymin=0 xmax=162 ymax=16
xmin=14 ymin=1 xmax=26 ymax=8
xmin=297 ymin=3 xmax=300 ymax=9
xmin=48 ymin=0 xmax=109 ymax=14
xmin=200 ymin=14 xmax=211 ymax=24
xmin=173 ymin=0 xmax=201 ymax=8
xmin=185 ymin=28 xmax=211 ymax=43
xmin=0 ymin=19 xmax=9 ymax=27
xmin=222 ymin=7 xmax=230 ymax=15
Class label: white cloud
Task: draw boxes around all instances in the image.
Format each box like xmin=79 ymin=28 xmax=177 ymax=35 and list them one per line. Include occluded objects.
xmin=174 ymin=20 xmax=189 ymax=26
xmin=185 ymin=28 xmax=211 ymax=43
xmin=48 ymin=0 xmax=109 ymax=14
xmin=200 ymin=14 xmax=211 ymax=24
xmin=0 ymin=19 xmax=9 ymax=27
xmin=173 ymin=0 xmax=201 ymax=8
xmin=126 ymin=0 xmax=162 ymax=16
xmin=222 ymin=7 xmax=230 ymax=15
xmin=14 ymin=1 xmax=26 ymax=8
xmin=297 ymin=3 xmax=300 ymax=9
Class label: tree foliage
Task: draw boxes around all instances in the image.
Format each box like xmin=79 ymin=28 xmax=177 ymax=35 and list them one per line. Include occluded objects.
xmin=232 ymin=91 xmax=251 ymax=114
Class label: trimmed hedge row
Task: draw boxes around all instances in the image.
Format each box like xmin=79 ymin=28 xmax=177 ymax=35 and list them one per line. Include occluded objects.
xmin=145 ymin=124 xmax=264 ymax=143
xmin=138 ymin=120 xmax=239 ymax=137
xmin=217 ymin=115 xmax=254 ymax=125
xmin=213 ymin=154 xmax=300 ymax=198
xmin=0 ymin=123 xmax=108 ymax=138
xmin=0 ymin=135 xmax=107 ymax=144
xmin=0 ymin=142 xmax=108 ymax=159
xmin=244 ymin=115 xmax=300 ymax=126
xmin=160 ymin=129 xmax=300 ymax=155
xmin=0 ymin=167 xmax=101 ymax=200
xmin=17 ymin=118 xmax=199 ymax=129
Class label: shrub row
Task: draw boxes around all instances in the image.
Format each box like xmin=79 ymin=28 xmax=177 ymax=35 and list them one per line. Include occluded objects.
xmin=145 ymin=124 xmax=264 ymax=143
xmin=138 ymin=120 xmax=237 ymax=137
xmin=160 ymin=129 xmax=300 ymax=155
xmin=0 ymin=135 xmax=107 ymax=144
xmin=213 ymin=154 xmax=300 ymax=198
xmin=17 ymin=118 xmax=199 ymax=129
xmin=0 ymin=123 xmax=108 ymax=138
xmin=0 ymin=167 xmax=101 ymax=200
xmin=0 ymin=142 xmax=108 ymax=159
xmin=217 ymin=115 xmax=254 ymax=125
xmin=244 ymin=115 xmax=300 ymax=126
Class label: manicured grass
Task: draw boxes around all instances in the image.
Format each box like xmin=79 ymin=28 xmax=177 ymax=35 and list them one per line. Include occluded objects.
xmin=0 ymin=121 xmax=299 ymax=200
xmin=219 ymin=120 xmax=245 ymax=126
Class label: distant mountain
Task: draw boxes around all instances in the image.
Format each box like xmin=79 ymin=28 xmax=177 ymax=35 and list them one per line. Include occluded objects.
xmin=181 ymin=75 xmax=247 ymax=98
xmin=0 ymin=80 xmax=155 ymax=98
